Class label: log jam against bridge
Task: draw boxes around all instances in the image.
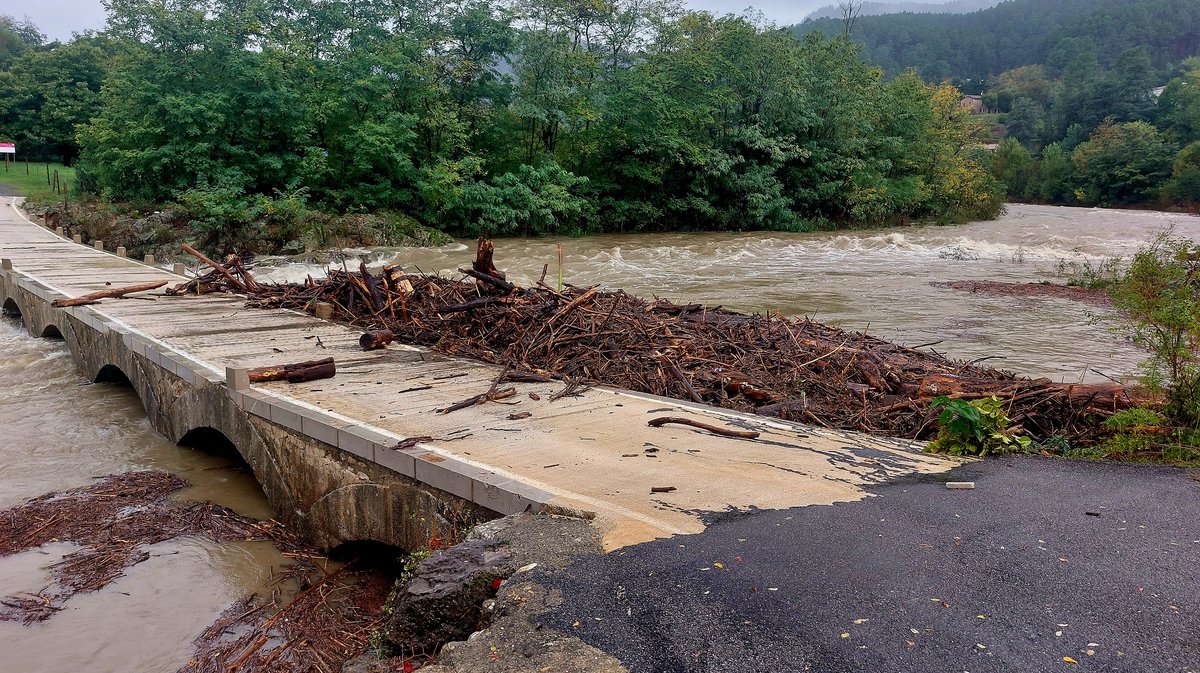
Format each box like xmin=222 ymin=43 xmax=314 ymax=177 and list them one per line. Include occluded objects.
xmin=165 ymin=238 xmax=1139 ymax=444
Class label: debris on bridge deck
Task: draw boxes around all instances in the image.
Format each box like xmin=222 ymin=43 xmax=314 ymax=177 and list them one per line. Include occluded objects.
xmin=166 ymin=239 xmax=1143 ymax=444
xmin=247 ymin=357 xmax=337 ymax=384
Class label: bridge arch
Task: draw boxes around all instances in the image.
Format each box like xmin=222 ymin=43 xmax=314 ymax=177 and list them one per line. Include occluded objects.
xmin=2 ymin=297 xmax=21 ymax=320
xmin=177 ymin=426 xmax=242 ymax=461
xmin=39 ymin=324 xmax=63 ymax=339
xmin=93 ymin=363 xmax=133 ymax=386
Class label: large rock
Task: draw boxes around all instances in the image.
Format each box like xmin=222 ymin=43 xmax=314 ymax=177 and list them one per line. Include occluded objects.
xmin=385 ymin=539 xmax=513 ymax=655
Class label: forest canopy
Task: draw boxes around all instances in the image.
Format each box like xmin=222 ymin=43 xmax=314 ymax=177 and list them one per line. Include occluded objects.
xmin=0 ymin=0 xmax=1003 ymax=247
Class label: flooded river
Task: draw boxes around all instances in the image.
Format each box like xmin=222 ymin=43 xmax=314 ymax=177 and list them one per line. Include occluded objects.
xmin=2 ymin=203 xmax=1197 ymax=671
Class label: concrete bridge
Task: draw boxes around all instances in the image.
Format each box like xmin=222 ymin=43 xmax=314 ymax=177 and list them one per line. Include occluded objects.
xmin=0 ymin=197 xmax=952 ymax=553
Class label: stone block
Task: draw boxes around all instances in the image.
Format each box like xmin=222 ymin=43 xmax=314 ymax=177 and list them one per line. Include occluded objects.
xmin=72 ymin=234 xmax=82 ymax=244
xmin=143 ymin=254 xmax=155 ymax=265
xmin=1 ymin=259 xmax=10 ymax=271
xmin=300 ymin=413 xmax=342 ymax=448
xmin=414 ymin=454 xmax=476 ymax=501
xmin=375 ymin=445 xmax=417 ymax=478
xmin=173 ymin=263 xmax=186 ymax=276
xmin=337 ymin=425 xmax=381 ymax=462
xmin=269 ymin=400 xmax=304 ymax=433
xmin=93 ymin=240 xmax=104 ymax=252
xmin=471 ymin=478 xmax=540 ymax=515
xmin=226 ymin=366 xmax=250 ymax=396
xmin=116 ymin=246 xmax=127 ymax=257
xmin=238 ymin=390 xmax=272 ymax=419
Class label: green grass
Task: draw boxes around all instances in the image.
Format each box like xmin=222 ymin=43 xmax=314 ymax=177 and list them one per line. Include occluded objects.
xmin=0 ymin=160 xmax=76 ymax=201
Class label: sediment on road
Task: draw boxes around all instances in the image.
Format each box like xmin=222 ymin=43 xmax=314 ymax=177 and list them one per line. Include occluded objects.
xmin=167 ymin=239 xmax=1142 ymax=445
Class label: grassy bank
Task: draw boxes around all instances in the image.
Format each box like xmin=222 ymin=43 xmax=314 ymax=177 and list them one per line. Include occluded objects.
xmin=0 ymin=161 xmax=75 ymax=201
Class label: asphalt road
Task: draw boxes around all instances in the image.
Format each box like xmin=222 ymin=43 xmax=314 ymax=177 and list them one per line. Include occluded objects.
xmin=537 ymin=456 xmax=1200 ymax=673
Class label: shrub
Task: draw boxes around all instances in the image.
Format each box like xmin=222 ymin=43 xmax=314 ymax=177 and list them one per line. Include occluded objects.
xmin=925 ymin=395 xmax=1032 ymax=456
xmin=1108 ymin=233 xmax=1200 ymax=426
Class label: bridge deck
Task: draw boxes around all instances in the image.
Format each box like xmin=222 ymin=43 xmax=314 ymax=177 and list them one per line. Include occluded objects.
xmin=0 ymin=198 xmax=952 ymax=549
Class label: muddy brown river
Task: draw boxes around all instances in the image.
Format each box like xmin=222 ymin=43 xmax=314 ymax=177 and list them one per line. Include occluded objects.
xmin=3 ymin=203 xmax=1197 ymax=671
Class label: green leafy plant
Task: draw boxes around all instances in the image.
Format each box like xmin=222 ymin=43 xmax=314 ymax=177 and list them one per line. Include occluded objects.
xmin=1108 ymin=233 xmax=1200 ymax=426
xmin=926 ymin=395 xmax=1032 ymax=456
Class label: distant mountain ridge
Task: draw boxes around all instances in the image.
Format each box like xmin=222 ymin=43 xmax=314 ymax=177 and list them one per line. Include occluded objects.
xmin=793 ymin=0 xmax=1200 ymax=81
xmin=804 ymin=0 xmax=998 ymax=21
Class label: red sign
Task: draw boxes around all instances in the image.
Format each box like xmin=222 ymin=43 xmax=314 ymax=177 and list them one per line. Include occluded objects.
xmin=0 ymin=143 xmax=14 ymax=154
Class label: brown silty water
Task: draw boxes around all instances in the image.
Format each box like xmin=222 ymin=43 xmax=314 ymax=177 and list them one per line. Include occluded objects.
xmin=1 ymin=203 xmax=1197 ymax=671
xmin=0 ymin=318 xmax=291 ymax=673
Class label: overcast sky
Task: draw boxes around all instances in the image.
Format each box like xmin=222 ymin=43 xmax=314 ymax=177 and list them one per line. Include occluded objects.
xmin=7 ymin=0 xmax=852 ymax=42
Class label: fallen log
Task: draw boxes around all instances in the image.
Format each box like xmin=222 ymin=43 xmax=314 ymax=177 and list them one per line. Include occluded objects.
xmin=247 ymin=357 xmax=336 ymax=384
xmin=647 ymin=416 xmax=761 ymax=440
xmin=51 ymin=280 xmax=168 ymax=308
xmin=181 ymin=243 xmax=248 ymax=293
xmin=359 ymin=330 xmax=394 ymax=351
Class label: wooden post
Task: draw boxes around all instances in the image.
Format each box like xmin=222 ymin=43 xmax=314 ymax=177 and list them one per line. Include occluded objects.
xmin=46 ymin=162 xmax=50 ymax=186
xmin=25 ymin=158 xmax=28 ymax=175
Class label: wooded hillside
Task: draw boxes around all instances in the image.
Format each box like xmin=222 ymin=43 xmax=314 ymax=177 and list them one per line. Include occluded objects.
xmin=795 ymin=0 xmax=1200 ymax=83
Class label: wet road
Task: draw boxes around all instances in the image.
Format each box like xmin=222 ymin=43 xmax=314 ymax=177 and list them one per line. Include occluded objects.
xmin=538 ymin=456 xmax=1200 ymax=672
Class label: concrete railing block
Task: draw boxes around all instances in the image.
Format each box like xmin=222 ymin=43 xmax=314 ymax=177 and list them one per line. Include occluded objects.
xmin=414 ymin=454 xmax=478 ymax=501
xmin=116 ymin=246 xmax=127 ymax=257
xmin=299 ymin=413 xmax=344 ymax=448
xmin=226 ymin=366 xmax=250 ymax=398
xmin=237 ymin=390 xmax=273 ymax=419
xmin=1 ymin=259 xmax=11 ymax=271
xmin=472 ymin=477 xmax=548 ymax=515
xmin=313 ymin=302 xmax=334 ymax=320
xmin=93 ymin=240 xmax=104 ymax=252
xmin=173 ymin=263 xmax=186 ymax=276
xmin=72 ymin=234 xmax=82 ymax=244
xmin=143 ymin=254 xmax=155 ymax=265
xmin=54 ymin=227 xmax=64 ymax=236
xmin=337 ymin=425 xmax=381 ymax=462
xmin=268 ymin=400 xmax=305 ymax=433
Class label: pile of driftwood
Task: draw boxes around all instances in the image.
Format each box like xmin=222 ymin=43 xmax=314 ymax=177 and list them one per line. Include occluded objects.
xmin=0 ymin=471 xmax=299 ymax=623
xmin=0 ymin=471 xmax=392 ymax=672
xmin=171 ymin=239 xmax=1140 ymax=442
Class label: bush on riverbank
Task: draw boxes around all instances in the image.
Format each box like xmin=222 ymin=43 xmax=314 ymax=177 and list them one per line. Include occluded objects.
xmin=22 ymin=194 xmax=450 ymax=260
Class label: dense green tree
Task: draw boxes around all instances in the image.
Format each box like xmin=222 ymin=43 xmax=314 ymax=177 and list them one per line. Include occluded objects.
xmin=0 ymin=37 xmax=114 ymax=163
xmin=1006 ymin=97 xmax=1044 ymax=146
xmin=990 ymin=138 xmax=1036 ymax=199
xmin=0 ymin=15 xmax=44 ymax=70
xmin=1164 ymin=141 xmax=1200 ymax=206
xmin=1071 ymin=121 xmax=1176 ymax=205
xmin=1157 ymin=59 xmax=1200 ymax=145
xmin=1028 ymin=143 xmax=1075 ymax=203
xmin=38 ymin=0 xmax=1003 ymax=240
